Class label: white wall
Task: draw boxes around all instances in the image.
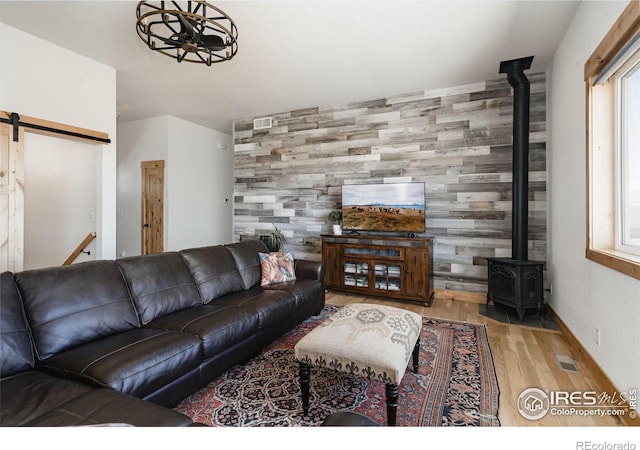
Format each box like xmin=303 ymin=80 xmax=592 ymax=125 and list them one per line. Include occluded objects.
xmin=166 ymin=116 xmax=234 ymax=250
xmin=23 ymin=133 xmax=97 ymax=269
xmin=117 ymin=116 xmax=169 ymax=257
xmin=547 ymin=1 xmax=640 ymax=395
xmin=117 ymin=115 xmax=233 ymax=257
xmin=0 ymin=23 xmax=117 ymax=261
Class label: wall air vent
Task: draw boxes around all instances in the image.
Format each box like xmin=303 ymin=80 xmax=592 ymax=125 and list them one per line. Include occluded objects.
xmin=253 ymin=117 xmax=272 ymax=130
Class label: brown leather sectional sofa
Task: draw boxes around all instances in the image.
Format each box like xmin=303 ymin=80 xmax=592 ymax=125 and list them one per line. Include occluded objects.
xmin=0 ymin=240 xmax=325 ymax=426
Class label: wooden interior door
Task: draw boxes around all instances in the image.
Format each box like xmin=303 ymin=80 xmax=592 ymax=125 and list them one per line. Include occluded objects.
xmin=141 ymin=160 xmax=164 ymax=255
xmin=0 ymin=123 xmax=24 ymax=272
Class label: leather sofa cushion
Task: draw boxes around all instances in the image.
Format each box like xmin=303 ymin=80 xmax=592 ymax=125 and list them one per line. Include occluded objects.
xmin=22 ymin=388 xmax=193 ymax=427
xmin=225 ymin=240 xmax=269 ymax=290
xmin=180 ymin=245 xmax=245 ymax=303
xmin=117 ymin=252 xmax=202 ymax=325
xmin=37 ymin=328 xmax=202 ymax=399
xmin=1 ymin=272 xmax=35 ymax=377
xmin=0 ymin=371 xmax=192 ymax=426
xmin=145 ymin=304 xmax=259 ymax=359
xmin=214 ymin=287 xmax=296 ymax=330
xmin=15 ymin=261 xmax=139 ymax=360
xmin=0 ymin=370 xmax=93 ymax=426
xmin=263 ymin=278 xmax=325 ymax=321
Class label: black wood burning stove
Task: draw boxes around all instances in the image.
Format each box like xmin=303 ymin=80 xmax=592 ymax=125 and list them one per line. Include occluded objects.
xmin=487 ymin=258 xmax=544 ymax=321
xmin=487 ymin=56 xmax=545 ymax=321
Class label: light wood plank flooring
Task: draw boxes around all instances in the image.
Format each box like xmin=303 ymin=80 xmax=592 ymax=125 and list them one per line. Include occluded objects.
xmin=326 ymin=290 xmax=625 ymax=426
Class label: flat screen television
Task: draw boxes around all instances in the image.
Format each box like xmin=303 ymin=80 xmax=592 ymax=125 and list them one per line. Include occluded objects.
xmin=341 ymin=182 xmax=426 ymax=233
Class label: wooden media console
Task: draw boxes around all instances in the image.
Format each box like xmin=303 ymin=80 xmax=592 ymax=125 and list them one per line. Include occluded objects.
xmin=322 ymin=234 xmax=434 ymax=307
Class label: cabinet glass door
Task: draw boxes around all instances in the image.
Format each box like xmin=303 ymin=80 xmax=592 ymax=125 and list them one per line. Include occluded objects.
xmin=374 ymin=263 xmax=402 ymax=291
xmin=344 ymin=260 xmax=369 ymax=287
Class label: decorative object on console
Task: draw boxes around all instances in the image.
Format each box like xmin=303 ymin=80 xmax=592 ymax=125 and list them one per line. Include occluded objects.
xmin=259 ymin=251 xmax=297 ymax=286
xmin=136 ymin=1 xmax=238 ymax=66
xmin=328 ymin=210 xmax=342 ymax=235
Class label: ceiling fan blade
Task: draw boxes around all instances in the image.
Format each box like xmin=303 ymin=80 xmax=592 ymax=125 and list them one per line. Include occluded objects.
xmin=177 ymin=14 xmax=196 ymax=38
xmin=163 ymin=32 xmax=184 ymax=46
xmin=199 ymin=34 xmax=225 ymax=51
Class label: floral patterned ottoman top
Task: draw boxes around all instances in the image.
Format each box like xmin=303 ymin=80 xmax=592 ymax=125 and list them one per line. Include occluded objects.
xmin=294 ymin=303 xmax=422 ymax=385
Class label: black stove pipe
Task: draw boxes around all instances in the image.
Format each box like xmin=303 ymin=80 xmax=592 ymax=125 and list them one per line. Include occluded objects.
xmin=499 ymin=56 xmax=534 ymax=262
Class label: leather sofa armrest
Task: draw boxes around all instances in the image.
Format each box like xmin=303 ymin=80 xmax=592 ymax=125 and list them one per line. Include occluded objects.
xmin=295 ymin=259 xmax=326 ymax=283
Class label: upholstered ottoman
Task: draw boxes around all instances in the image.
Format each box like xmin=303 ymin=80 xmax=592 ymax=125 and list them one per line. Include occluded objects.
xmin=294 ymin=303 xmax=422 ymax=426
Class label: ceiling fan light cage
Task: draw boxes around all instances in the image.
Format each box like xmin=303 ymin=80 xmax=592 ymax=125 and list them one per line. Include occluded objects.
xmin=136 ymin=1 xmax=238 ymax=66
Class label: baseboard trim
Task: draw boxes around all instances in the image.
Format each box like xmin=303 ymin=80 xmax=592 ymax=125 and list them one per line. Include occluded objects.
xmin=546 ymin=305 xmax=640 ymax=427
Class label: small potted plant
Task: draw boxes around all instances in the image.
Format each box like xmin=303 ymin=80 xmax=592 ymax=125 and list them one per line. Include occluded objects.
xmin=259 ymin=225 xmax=286 ymax=252
xmin=267 ymin=225 xmax=286 ymax=252
xmin=328 ymin=210 xmax=343 ymax=235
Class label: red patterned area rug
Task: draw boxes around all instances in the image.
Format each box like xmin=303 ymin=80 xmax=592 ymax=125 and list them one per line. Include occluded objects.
xmin=174 ymin=304 xmax=500 ymax=426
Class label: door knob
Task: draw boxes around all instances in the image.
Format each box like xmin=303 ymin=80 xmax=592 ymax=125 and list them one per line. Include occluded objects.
xmin=143 ymin=224 xmax=150 ymax=228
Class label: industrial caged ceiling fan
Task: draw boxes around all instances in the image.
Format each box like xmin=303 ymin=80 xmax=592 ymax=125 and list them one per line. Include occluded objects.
xmin=136 ymin=1 xmax=238 ymax=66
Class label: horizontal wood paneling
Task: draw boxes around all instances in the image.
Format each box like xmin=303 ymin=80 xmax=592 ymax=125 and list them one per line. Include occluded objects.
xmin=233 ymin=74 xmax=547 ymax=293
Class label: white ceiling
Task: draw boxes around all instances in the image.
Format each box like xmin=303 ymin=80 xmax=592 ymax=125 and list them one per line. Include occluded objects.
xmin=0 ymin=0 xmax=580 ymax=134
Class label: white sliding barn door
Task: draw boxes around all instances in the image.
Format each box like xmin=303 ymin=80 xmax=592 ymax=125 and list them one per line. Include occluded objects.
xmin=0 ymin=123 xmax=24 ymax=272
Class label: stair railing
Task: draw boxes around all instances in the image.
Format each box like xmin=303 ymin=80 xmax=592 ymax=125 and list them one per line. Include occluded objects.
xmin=62 ymin=232 xmax=96 ymax=265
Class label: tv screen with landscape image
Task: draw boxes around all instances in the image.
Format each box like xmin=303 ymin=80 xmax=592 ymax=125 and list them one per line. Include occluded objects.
xmin=341 ymin=182 xmax=426 ymax=233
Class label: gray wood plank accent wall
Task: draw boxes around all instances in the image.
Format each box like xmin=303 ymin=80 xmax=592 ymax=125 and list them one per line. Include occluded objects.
xmin=233 ymin=74 xmax=546 ymax=294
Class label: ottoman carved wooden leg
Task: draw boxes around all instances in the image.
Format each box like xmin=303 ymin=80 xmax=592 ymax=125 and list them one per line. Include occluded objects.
xmin=385 ymin=383 xmax=399 ymax=426
xmin=299 ymin=362 xmax=310 ymax=415
xmin=294 ymin=303 xmax=422 ymax=426
xmin=412 ymin=338 xmax=420 ymax=373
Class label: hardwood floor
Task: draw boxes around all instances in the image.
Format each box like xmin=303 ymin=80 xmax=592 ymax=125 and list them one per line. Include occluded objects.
xmin=326 ymin=290 xmax=627 ymax=426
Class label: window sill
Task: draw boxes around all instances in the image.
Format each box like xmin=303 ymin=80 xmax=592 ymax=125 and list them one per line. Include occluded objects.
xmin=586 ymin=248 xmax=640 ymax=280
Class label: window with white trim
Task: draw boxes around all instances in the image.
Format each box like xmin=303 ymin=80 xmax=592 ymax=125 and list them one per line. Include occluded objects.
xmin=585 ymin=1 xmax=640 ymax=280
xmin=616 ymin=51 xmax=640 ymax=256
